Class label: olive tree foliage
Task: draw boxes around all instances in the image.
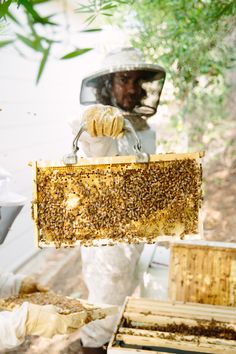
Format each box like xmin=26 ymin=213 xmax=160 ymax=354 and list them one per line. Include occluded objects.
xmin=0 ymin=0 xmax=94 ymax=83
xmin=77 ymin=0 xmax=236 ymax=161
xmin=0 ymin=0 xmax=235 ymax=160
xmin=122 ymin=0 xmax=236 ymax=156
xmin=0 ymin=0 xmax=128 ymax=83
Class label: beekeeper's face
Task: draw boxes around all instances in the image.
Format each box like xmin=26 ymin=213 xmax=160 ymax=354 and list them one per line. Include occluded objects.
xmin=111 ymin=71 xmax=144 ymax=111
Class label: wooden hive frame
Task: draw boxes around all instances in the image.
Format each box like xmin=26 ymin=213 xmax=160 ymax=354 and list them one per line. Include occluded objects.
xmin=108 ymin=297 xmax=236 ymax=354
xmin=31 ymin=152 xmax=203 ymax=248
xmin=169 ymin=240 xmax=236 ymax=306
xmin=0 ymin=291 xmax=117 ymax=324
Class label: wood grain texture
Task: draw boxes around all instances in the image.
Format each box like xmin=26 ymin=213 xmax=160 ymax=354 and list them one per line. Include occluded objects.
xmin=108 ymin=297 xmax=236 ymax=354
xmin=169 ymin=242 xmax=236 ymax=306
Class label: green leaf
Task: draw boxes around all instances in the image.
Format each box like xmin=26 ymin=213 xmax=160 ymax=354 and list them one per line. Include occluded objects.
xmin=80 ymin=28 xmax=102 ymax=32
xmin=101 ymin=12 xmax=113 ymax=16
xmin=0 ymin=39 xmax=13 ymax=48
xmin=75 ymin=3 xmax=95 ymax=13
xmin=85 ymin=15 xmax=96 ymax=25
xmin=36 ymin=44 xmax=51 ymax=84
xmin=0 ymin=0 xmax=12 ymax=19
xmin=31 ymin=0 xmax=51 ymax=4
xmin=18 ymin=0 xmax=58 ymax=25
xmin=16 ymin=33 xmax=35 ymax=49
xmin=18 ymin=0 xmax=42 ymax=21
xmin=101 ymin=4 xmax=117 ymax=10
xmin=6 ymin=10 xmax=21 ymax=25
xmin=61 ymin=48 xmax=92 ymax=59
xmin=41 ymin=14 xmax=58 ymax=26
xmin=16 ymin=33 xmax=44 ymax=52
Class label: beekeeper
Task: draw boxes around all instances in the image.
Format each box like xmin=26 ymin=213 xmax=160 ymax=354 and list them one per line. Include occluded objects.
xmin=71 ymin=47 xmax=166 ymax=352
xmin=0 ymin=168 xmax=83 ymax=350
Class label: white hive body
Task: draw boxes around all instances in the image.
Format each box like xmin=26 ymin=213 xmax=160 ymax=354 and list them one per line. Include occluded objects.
xmin=108 ymin=297 xmax=236 ymax=354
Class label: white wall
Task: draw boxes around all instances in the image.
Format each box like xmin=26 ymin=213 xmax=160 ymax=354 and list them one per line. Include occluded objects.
xmin=0 ymin=4 xmax=101 ymax=271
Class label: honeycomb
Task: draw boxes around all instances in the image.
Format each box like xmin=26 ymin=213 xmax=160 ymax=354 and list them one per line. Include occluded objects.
xmin=33 ymin=156 xmax=202 ymax=248
xmin=0 ymin=291 xmax=97 ymax=316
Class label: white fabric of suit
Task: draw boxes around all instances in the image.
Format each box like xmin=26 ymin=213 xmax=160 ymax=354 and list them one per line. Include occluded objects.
xmin=70 ymin=118 xmax=156 ymax=347
xmin=0 ymin=271 xmax=28 ymax=350
xmin=0 ymin=168 xmax=28 ymax=350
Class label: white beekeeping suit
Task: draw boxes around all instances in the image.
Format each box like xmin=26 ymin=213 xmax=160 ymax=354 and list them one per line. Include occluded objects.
xmin=0 ymin=168 xmax=28 ymax=349
xmin=72 ymin=47 xmax=166 ymax=349
xmin=0 ymin=274 xmax=28 ymax=349
xmin=0 ymin=168 xmax=85 ymax=349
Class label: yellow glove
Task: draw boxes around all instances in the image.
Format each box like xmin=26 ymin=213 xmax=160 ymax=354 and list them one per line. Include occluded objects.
xmin=25 ymin=303 xmax=85 ymax=338
xmin=82 ymin=104 xmax=124 ymax=138
xmin=19 ymin=276 xmax=49 ymax=295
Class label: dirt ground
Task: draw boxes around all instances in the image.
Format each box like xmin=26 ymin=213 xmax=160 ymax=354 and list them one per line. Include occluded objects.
xmin=204 ymin=158 xmax=236 ymax=242
xmin=2 ymin=157 xmax=236 ymax=354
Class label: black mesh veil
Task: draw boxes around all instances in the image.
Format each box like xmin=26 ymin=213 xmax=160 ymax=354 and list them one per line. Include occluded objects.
xmin=80 ymin=63 xmax=166 ymax=118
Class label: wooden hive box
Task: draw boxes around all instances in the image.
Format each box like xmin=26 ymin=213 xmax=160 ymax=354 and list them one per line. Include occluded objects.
xmin=169 ymin=241 xmax=236 ymax=306
xmin=32 ymin=152 xmax=203 ymax=248
xmin=108 ymin=297 xmax=236 ymax=354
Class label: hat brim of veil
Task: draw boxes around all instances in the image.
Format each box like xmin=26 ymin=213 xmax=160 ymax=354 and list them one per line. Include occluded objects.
xmin=80 ymin=63 xmax=166 ymax=105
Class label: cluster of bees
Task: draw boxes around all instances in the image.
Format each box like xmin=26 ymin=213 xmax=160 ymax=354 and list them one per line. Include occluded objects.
xmin=34 ymin=158 xmax=202 ymax=248
xmin=125 ymin=319 xmax=236 ymax=340
xmin=0 ymin=292 xmax=89 ymax=315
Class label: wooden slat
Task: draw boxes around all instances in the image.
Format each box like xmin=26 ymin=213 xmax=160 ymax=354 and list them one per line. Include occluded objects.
xmin=127 ymin=297 xmax=236 ymax=311
xmin=125 ymin=300 xmax=236 ymax=318
xmin=115 ymin=334 xmax=236 ymax=354
xmin=126 ymin=298 xmax=236 ymax=319
xmin=125 ymin=305 xmax=236 ymax=321
xmin=36 ymin=152 xmax=204 ymax=168
xmin=32 ymin=161 xmax=39 ymax=248
xmin=108 ymin=346 xmax=166 ymax=354
xmin=118 ymin=327 xmax=236 ymax=348
xmin=123 ymin=312 xmax=236 ymax=330
xmin=108 ymin=297 xmax=130 ymax=353
xmin=181 ymin=248 xmax=188 ymax=301
xmin=229 ymin=259 xmax=236 ymax=305
xmin=38 ymin=234 xmax=202 ymax=248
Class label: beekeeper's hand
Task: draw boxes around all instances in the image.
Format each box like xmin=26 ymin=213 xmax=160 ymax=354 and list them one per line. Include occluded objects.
xmin=19 ymin=276 xmax=49 ymax=295
xmin=82 ymin=104 xmax=124 ymax=138
xmin=26 ymin=303 xmax=84 ymax=337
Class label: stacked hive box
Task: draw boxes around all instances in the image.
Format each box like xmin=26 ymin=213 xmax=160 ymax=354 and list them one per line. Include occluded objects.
xmin=169 ymin=241 xmax=236 ymax=306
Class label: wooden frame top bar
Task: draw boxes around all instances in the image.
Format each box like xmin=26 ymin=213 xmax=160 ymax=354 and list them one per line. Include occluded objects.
xmin=35 ymin=152 xmax=204 ymax=168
